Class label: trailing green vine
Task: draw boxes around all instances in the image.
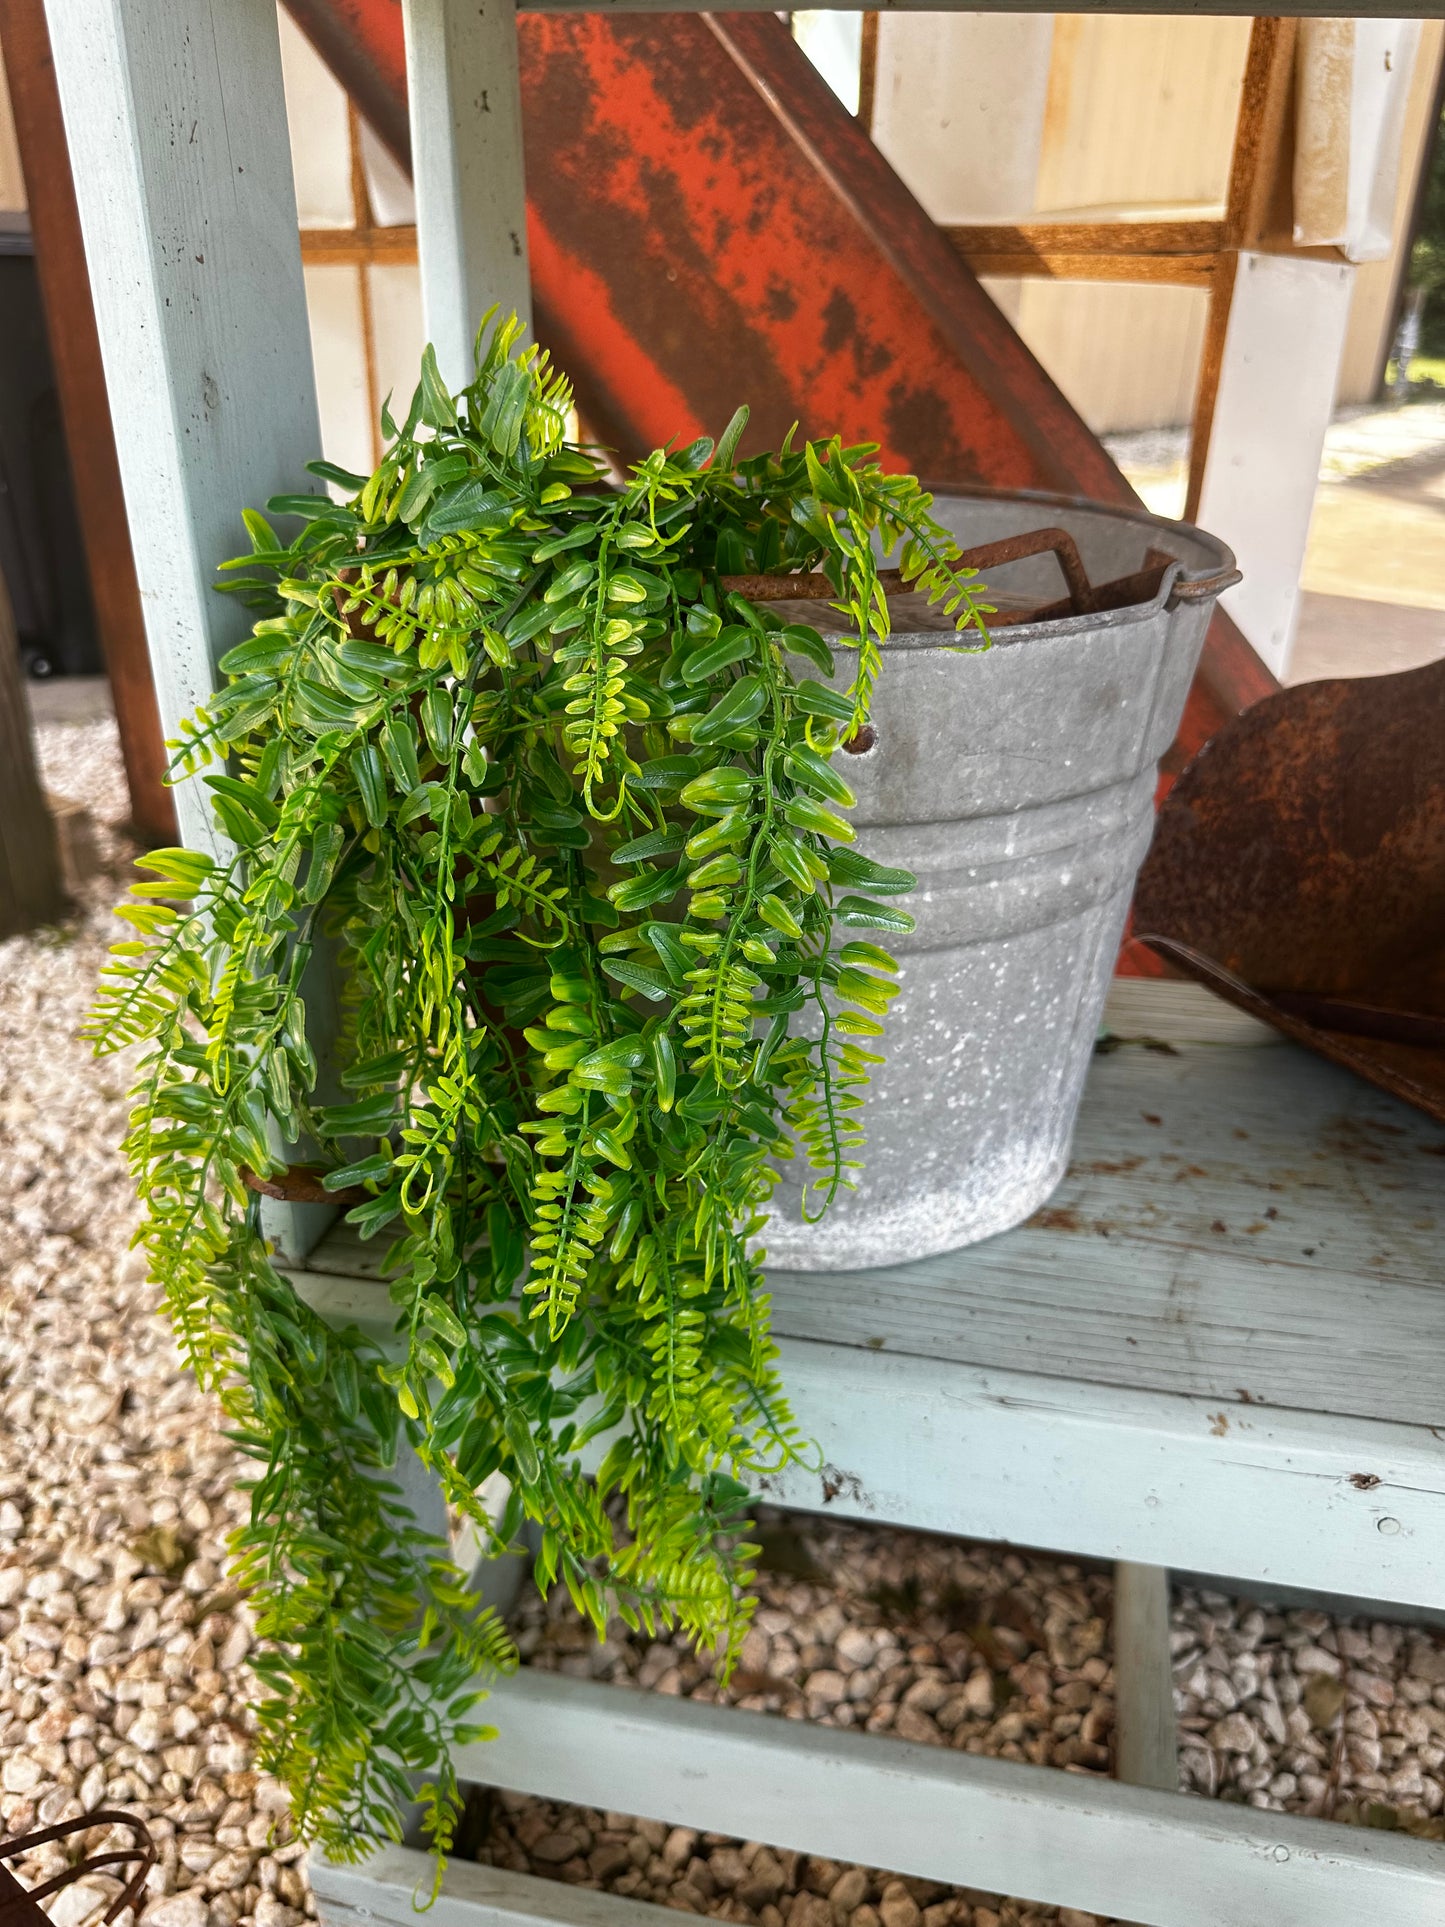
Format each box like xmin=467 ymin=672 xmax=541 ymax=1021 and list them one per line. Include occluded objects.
xmin=87 ymin=314 xmax=989 ymax=1863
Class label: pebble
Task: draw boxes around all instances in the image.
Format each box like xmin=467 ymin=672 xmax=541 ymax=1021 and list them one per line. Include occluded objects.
xmin=0 ymin=720 xmax=315 ymax=1926
xmin=145 ymin=1895 xmax=211 ymax=1927
xmin=9 ymin=721 xmax=1445 ymax=1927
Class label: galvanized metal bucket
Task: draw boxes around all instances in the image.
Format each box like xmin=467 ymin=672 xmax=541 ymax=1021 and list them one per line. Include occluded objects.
xmin=763 ymin=486 xmax=1239 ymax=1272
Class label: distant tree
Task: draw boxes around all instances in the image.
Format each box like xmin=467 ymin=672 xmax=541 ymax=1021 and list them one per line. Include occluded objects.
xmin=1408 ymin=101 xmax=1445 ymax=358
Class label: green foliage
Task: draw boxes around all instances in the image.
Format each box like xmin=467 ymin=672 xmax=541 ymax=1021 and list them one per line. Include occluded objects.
xmin=87 ymin=314 xmax=988 ymax=1861
xmin=1409 ymin=105 xmax=1445 ymax=354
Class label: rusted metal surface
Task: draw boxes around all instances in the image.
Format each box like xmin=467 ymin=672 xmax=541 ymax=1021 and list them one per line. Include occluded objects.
xmin=0 ymin=0 xmax=176 ymax=845
xmin=284 ymin=0 xmax=411 ymax=170
xmin=719 ymin=524 xmax=1239 ymax=628
xmin=1135 ymin=657 xmax=1445 ymax=1123
xmin=288 ymin=0 xmax=1275 ymax=795
xmin=522 ymin=15 xmax=1109 ymax=488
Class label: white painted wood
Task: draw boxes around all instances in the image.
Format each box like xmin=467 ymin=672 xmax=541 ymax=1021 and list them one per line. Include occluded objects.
xmin=43 ymin=0 xmax=322 ymax=859
xmin=292 ymin=1259 xmax=1445 ymax=1609
xmin=767 ymin=1342 xmax=1445 ymax=1610
xmin=312 ymin=1847 xmax=670 ymax=1927
xmin=403 ymin=0 xmax=531 ymax=393
xmin=872 ymin=15 xmax=1054 ymax=224
xmin=294 ymin=1039 xmax=1445 ymax=1425
xmin=1294 ymin=19 xmax=1423 ymax=262
xmin=1195 ymin=252 xmax=1357 ymax=679
xmin=288 ymin=1031 xmax=1445 ymax=1599
xmin=1113 ymin=1562 xmax=1179 ymax=1793
xmin=443 ymin=1668 xmax=1445 ymax=1926
xmin=1101 ymin=975 xmax=1280 ymax=1046
xmin=46 ymin=0 xmax=336 ymax=1264
xmin=771 ymin=1042 xmax=1445 ymax=1427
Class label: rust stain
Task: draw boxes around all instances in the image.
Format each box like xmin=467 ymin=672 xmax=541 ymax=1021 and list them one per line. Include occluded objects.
xmin=1209 ymin=1413 xmax=1230 ymax=1437
xmin=1349 ymin=1472 xmax=1383 ymax=1491
xmin=1136 ymin=657 xmax=1445 ymax=1124
xmin=1028 ymin=1205 xmax=1084 ymax=1232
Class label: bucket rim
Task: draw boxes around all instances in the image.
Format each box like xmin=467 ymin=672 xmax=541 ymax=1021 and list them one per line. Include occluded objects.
xmin=870 ymin=480 xmax=1239 ymax=653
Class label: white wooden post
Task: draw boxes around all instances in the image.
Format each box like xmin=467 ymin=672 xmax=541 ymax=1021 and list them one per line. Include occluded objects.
xmin=402 ymin=0 xmax=531 ymax=392
xmin=44 ymin=0 xmax=332 ymax=1263
xmin=42 ymin=0 xmax=322 ymax=859
xmin=1194 ymin=252 xmax=1356 ymax=680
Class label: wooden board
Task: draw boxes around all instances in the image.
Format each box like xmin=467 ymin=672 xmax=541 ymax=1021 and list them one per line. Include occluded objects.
xmin=767 ymin=1039 xmax=1445 ymax=1426
xmin=294 ymin=1276 xmax=1445 ymax=1610
xmin=403 ymin=0 xmax=531 ymax=389
xmin=43 ymin=0 xmax=322 ymax=861
xmin=44 ymin=0 xmax=338 ymax=1264
xmin=378 ymin=1669 xmax=1445 ymax=1927
xmin=288 ymin=1027 xmax=1445 ymax=1604
xmin=301 ymin=1031 xmax=1445 ymax=1424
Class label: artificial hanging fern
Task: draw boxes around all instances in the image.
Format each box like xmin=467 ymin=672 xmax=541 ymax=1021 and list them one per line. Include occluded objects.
xmin=87 ymin=314 xmax=990 ymax=1863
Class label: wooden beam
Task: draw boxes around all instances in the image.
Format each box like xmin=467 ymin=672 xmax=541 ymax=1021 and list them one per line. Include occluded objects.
xmin=300 ymin=224 xmax=420 ymax=266
xmin=438 ymin=1668 xmax=1445 ymax=1927
xmin=401 ymin=0 xmax=531 ymax=390
xmin=856 ymin=12 xmax=878 ymax=132
xmin=44 ymin=0 xmax=335 ymax=1266
xmin=1112 ymin=1562 xmax=1180 ymax=1793
xmin=954 ymin=249 xmax=1217 ymax=286
xmin=42 ymin=0 xmax=322 ymax=860
xmin=946 ymin=219 xmax=1224 ymax=285
xmin=1187 ymin=17 xmax=1300 ymax=521
xmin=0 ymin=572 xmax=66 ymax=938
xmin=296 ymin=1254 xmax=1445 ymax=1611
xmin=0 ymin=0 xmax=176 ymax=846
xmin=949 ymin=219 xmax=1227 ymax=257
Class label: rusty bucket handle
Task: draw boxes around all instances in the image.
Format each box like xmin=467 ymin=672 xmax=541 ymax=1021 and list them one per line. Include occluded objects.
xmin=0 ymin=1812 xmax=155 ymax=1927
xmin=1166 ymin=563 xmax=1242 ymax=609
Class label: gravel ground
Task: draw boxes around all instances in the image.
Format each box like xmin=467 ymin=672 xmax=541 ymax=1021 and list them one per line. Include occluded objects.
xmin=0 ymin=720 xmax=314 ymax=1927
xmin=5 ymin=716 xmax=1445 ymax=1927
xmin=468 ymin=1514 xmax=1445 ymax=1924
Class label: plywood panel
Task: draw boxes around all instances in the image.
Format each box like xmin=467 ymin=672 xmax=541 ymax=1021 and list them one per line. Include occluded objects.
xmin=0 ymin=42 xmax=23 ymax=211
xmin=302 ymin=263 xmax=371 ymax=479
xmin=278 ymin=6 xmax=354 ymax=229
xmin=1014 ymin=279 xmax=1209 ymax=432
xmin=1031 ymin=14 xmax=1250 ymax=214
xmin=872 ymin=13 xmax=1055 ymax=223
xmin=367 ymin=259 xmax=424 ymax=426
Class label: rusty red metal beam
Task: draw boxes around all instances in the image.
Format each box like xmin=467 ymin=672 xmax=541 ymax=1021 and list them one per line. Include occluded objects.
xmin=285 ymin=1 xmax=1275 ymax=789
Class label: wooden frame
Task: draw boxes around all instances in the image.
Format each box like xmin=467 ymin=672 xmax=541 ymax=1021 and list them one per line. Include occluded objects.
xmin=42 ymin=1 xmax=1445 ymax=1920
xmin=946 ymin=218 xmax=1225 ymax=287
xmin=1187 ymin=16 xmax=1301 ymax=521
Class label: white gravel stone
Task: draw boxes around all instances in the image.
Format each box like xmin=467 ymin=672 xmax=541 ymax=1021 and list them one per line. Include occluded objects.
xmin=0 ymin=721 xmax=314 ymax=1927
xmin=145 ymin=1894 xmax=211 ymax=1927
